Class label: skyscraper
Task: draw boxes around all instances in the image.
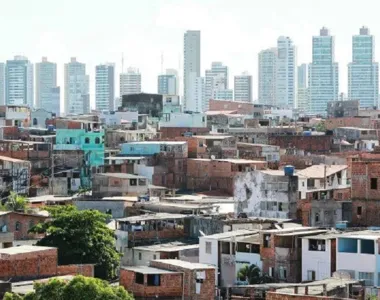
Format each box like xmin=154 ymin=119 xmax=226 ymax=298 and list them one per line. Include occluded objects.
xmin=95 ymin=63 xmax=115 ymax=111
xmin=0 ymin=63 xmax=5 ymax=105
xmin=348 ymin=26 xmax=379 ymax=108
xmin=183 ymin=30 xmax=201 ymax=111
xmin=64 ymin=57 xmax=89 ymax=115
xmin=5 ymin=56 xmax=34 ymax=106
xmin=234 ymin=72 xmax=252 ymax=102
xmin=258 ymin=48 xmax=277 ymax=105
xmin=36 ymin=57 xmax=57 ymax=111
xmin=158 ymin=69 xmax=178 ymax=95
xmin=205 ymin=62 xmax=229 ymax=101
xmin=309 ymin=27 xmax=339 ymax=115
xmin=187 ymin=75 xmax=205 ymax=112
xmin=120 ymin=67 xmax=141 ymax=96
xmin=297 ymin=64 xmax=309 ymax=113
xmin=276 ymin=36 xmax=297 ymax=108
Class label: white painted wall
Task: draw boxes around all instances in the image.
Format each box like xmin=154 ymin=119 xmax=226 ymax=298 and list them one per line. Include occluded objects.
xmin=301 ymin=238 xmax=332 ymax=281
xmin=235 ymin=252 xmax=262 ymax=282
xmin=134 ymin=164 xmax=155 ymax=183
xmin=199 ymin=237 xmax=219 ymax=285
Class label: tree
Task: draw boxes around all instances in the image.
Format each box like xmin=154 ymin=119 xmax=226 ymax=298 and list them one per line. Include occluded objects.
xmin=29 ymin=207 xmax=120 ymax=280
xmin=315 ymin=121 xmax=326 ymax=132
xmin=0 ymin=192 xmax=27 ymax=212
xmin=237 ymin=264 xmax=274 ymax=284
xmin=4 ymin=275 xmax=134 ymax=300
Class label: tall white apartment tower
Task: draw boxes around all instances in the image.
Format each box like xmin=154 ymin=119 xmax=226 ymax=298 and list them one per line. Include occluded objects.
xmin=36 ymin=57 xmax=57 ymax=110
xmin=0 ymin=63 xmax=5 ymax=105
xmin=120 ymin=67 xmax=141 ymax=96
xmin=276 ymin=36 xmax=297 ymax=108
xmin=96 ymin=63 xmax=115 ymax=111
xmin=205 ymin=62 xmax=232 ymax=101
xmin=297 ymin=64 xmax=310 ymax=113
xmin=234 ymin=72 xmax=252 ymax=102
xmin=348 ymin=26 xmax=379 ymax=108
xmin=258 ymin=48 xmax=277 ymax=105
xmin=183 ymin=30 xmax=201 ymax=111
xmin=309 ymin=27 xmax=339 ymax=115
xmin=5 ymin=56 xmax=34 ymax=107
xmin=64 ymin=57 xmax=90 ymax=115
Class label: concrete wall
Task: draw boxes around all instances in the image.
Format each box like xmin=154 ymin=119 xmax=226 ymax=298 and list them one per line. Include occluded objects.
xmin=235 ymin=252 xmax=262 ymax=282
xmin=199 ymin=237 xmax=218 ymax=284
xmin=301 ymin=239 xmax=332 ymax=281
xmin=75 ymin=200 xmax=127 ymax=218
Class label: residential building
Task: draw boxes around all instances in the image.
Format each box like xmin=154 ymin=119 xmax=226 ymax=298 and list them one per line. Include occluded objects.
xmin=309 ymin=27 xmax=339 ymax=115
xmin=327 ymin=100 xmax=359 ymax=118
xmin=160 ymin=112 xmax=206 ymax=128
xmin=333 ymin=127 xmax=378 ymax=142
xmin=187 ymin=75 xmax=206 ymax=112
xmin=50 ymin=87 xmax=61 ymax=116
xmin=120 ymin=259 xmax=216 ymax=300
xmin=205 ymin=61 xmax=229 ymax=102
xmin=209 ymin=99 xmax=254 ymax=115
xmin=95 ymin=63 xmax=115 ymax=111
xmin=64 ymin=57 xmax=89 ymax=115
xmin=234 ymin=71 xmax=252 ymax=102
xmin=259 ymin=49 xmax=277 ymax=106
xmin=297 ymin=64 xmax=309 ymax=113
xmin=237 ymin=143 xmax=280 ymax=162
xmin=120 ymin=67 xmax=141 ymax=96
xmin=348 ymin=27 xmax=379 ymax=109
xmin=183 ymin=30 xmax=201 ymax=111
xmin=0 ymin=155 xmax=30 ymax=195
xmin=0 ymin=105 xmax=30 ymax=127
xmin=213 ymin=89 xmax=233 ymax=100
xmin=0 ymin=63 xmax=5 ymax=105
xmin=121 ymin=93 xmax=163 ymax=118
xmin=121 ymin=141 xmax=188 ymax=158
xmin=276 ymin=36 xmax=297 ymax=108
xmin=5 ymin=56 xmax=34 ymax=107
xmin=325 ymin=116 xmax=371 ymax=131
xmin=35 ymin=57 xmax=57 ymax=111
xmin=268 ymin=134 xmax=333 ymax=153
xmin=157 ymin=69 xmax=178 ymax=95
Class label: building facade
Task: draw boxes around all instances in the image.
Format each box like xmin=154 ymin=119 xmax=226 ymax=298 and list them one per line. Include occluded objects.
xmin=309 ymin=27 xmax=339 ymax=116
xmin=234 ymin=72 xmax=252 ymax=102
xmin=205 ymin=61 xmax=229 ymax=101
xmin=35 ymin=57 xmax=57 ymax=111
xmin=183 ymin=30 xmax=201 ymax=110
xmin=0 ymin=63 xmax=5 ymax=105
xmin=258 ymin=48 xmax=277 ymax=106
xmin=5 ymin=56 xmax=34 ymax=107
xmin=120 ymin=67 xmax=141 ymax=96
xmin=64 ymin=57 xmax=89 ymax=115
xmin=348 ymin=26 xmax=379 ymax=109
xmin=187 ymin=75 xmax=206 ymax=112
xmin=297 ymin=64 xmax=309 ymax=113
xmin=95 ymin=63 xmax=115 ymax=111
xmin=157 ymin=73 xmax=177 ymax=95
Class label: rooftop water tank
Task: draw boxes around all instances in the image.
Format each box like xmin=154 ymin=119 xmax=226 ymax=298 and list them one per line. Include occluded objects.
xmin=284 ymin=165 xmax=295 ymax=176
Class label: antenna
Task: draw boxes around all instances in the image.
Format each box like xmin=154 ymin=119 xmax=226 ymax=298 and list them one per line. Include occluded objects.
xmin=161 ymin=52 xmax=164 ymax=74
xmin=121 ymin=53 xmax=124 ymax=74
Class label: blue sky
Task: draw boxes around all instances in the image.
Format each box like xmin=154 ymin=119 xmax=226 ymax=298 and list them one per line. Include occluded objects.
xmin=1 ymin=0 xmax=379 ymax=107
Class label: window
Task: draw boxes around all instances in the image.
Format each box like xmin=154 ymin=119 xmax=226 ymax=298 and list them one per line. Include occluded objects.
xmin=371 ymin=178 xmax=377 ymax=190
xmin=263 ymin=234 xmax=271 ymax=248
xmin=359 ymin=272 xmax=374 ymax=286
xmin=315 ymin=213 xmax=320 ymax=223
xmin=138 ymin=252 xmax=142 ymax=260
xmin=138 ymin=178 xmax=146 ymax=186
xmin=85 ymin=137 xmax=90 ymax=144
xmin=360 ymin=239 xmax=374 ymax=254
xmin=357 ymin=206 xmax=362 ymax=216
xmin=269 ymin=267 xmax=274 ymax=277
xmin=205 ymin=241 xmax=212 ymax=254
xmin=135 ymin=272 xmax=144 ymax=284
xmin=307 ymin=270 xmax=316 ymax=281
xmin=147 ymin=274 xmax=161 ymax=286
xmin=153 ymin=254 xmax=157 ymax=260
xmin=95 ymin=137 xmax=100 ymax=144
xmin=130 ymin=179 xmax=137 ymax=186
xmin=279 ymin=267 xmax=287 ymax=280
xmin=33 ymin=118 xmax=38 ymax=126
xmin=15 ymin=222 xmax=21 ymax=231
xmin=308 ymin=239 xmax=326 ymax=251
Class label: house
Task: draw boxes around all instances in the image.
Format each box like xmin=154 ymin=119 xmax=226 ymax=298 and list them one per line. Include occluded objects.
xmin=119 ymin=259 xmax=216 ymax=300
xmin=0 ymin=155 xmax=30 ymax=195
xmin=237 ymin=143 xmax=280 ymax=162
xmin=191 ymin=135 xmax=237 ymax=159
xmin=0 ymin=105 xmax=30 ymax=127
xmin=120 ymin=141 xmax=188 ymax=158
xmin=92 ymin=173 xmax=148 ymax=197
xmin=334 ymin=127 xmax=378 ymax=143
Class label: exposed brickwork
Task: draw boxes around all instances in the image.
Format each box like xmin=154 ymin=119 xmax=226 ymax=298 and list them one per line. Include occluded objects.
xmin=160 ymin=127 xmax=209 ymax=139
xmin=325 ymin=117 xmax=371 ymax=130
xmin=268 ymin=136 xmax=333 ymax=153
xmin=131 ymin=228 xmax=186 ymax=241
xmin=209 ymin=99 xmax=254 ymax=114
xmin=266 ymin=292 xmax=342 ymax=300
xmin=56 ymin=264 xmax=95 ymax=277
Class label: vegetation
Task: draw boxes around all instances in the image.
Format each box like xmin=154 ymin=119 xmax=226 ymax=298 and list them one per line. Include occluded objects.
xmin=315 ymin=121 xmax=326 ymax=132
xmin=237 ymin=264 xmax=274 ymax=284
xmin=4 ymin=275 xmax=134 ymax=300
xmin=0 ymin=192 xmax=27 ymax=212
xmin=29 ymin=206 xmax=120 ymax=280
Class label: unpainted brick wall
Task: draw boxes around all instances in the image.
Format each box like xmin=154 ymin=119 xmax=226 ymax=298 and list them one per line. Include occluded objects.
xmin=56 ymin=264 xmax=94 ymax=277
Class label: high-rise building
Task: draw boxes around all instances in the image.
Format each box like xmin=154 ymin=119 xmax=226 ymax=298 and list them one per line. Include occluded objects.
xmin=158 ymin=69 xmax=178 ymax=95
xmin=64 ymin=57 xmax=89 ymax=115
xmin=297 ymin=64 xmax=309 ymax=113
xmin=205 ymin=62 xmax=229 ymax=101
xmin=276 ymin=36 xmax=297 ymax=108
xmin=5 ymin=56 xmax=34 ymax=106
xmin=120 ymin=67 xmax=141 ymax=96
xmin=186 ymin=75 xmax=205 ymax=112
xmin=36 ymin=57 xmax=57 ymax=111
xmin=258 ymin=48 xmax=277 ymax=105
xmin=50 ymin=87 xmax=61 ymax=117
xmin=213 ymin=89 xmax=233 ymax=100
xmin=0 ymin=63 xmax=5 ymax=105
xmin=95 ymin=63 xmax=115 ymax=111
xmin=183 ymin=30 xmax=201 ymax=111
xmin=309 ymin=27 xmax=339 ymax=115
xmin=234 ymin=72 xmax=252 ymax=102
xmin=348 ymin=26 xmax=379 ymax=108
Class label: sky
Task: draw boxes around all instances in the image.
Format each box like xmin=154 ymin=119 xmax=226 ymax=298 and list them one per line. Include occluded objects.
xmin=1 ymin=0 xmax=380 ymax=108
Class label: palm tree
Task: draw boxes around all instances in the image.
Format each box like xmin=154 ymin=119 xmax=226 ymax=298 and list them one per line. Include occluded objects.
xmin=237 ymin=264 xmax=273 ymax=284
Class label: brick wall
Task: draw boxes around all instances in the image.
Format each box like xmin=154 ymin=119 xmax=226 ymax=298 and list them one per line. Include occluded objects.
xmin=266 ymin=292 xmax=340 ymax=300
xmin=131 ymin=228 xmax=186 ymax=241
xmin=119 ymin=268 xmax=183 ymax=298
xmin=160 ymin=127 xmax=210 ymax=139
xmin=268 ymin=136 xmax=332 ymax=153
xmin=325 ymin=117 xmax=371 ymax=130
xmin=56 ymin=264 xmax=94 ymax=277
xmin=209 ymin=99 xmax=254 ymax=114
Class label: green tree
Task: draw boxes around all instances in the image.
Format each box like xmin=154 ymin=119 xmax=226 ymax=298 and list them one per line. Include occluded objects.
xmin=29 ymin=207 xmax=120 ymax=280
xmin=315 ymin=121 xmax=326 ymax=132
xmin=0 ymin=192 xmax=27 ymax=212
xmin=237 ymin=264 xmax=274 ymax=284
xmin=4 ymin=275 xmax=134 ymax=300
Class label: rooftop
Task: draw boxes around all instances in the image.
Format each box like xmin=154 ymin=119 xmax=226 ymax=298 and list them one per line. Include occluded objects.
xmin=194 ymin=135 xmax=233 ymax=140
xmin=96 ymin=173 xmax=147 ymax=179
xmin=27 ymin=195 xmax=74 ymax=203
xmin=133 ymin=241 xmax=199 ymax=252
xmin=260 ymin=170 xmax=288 ymax=176
xmin=122 ymin=265 xmax=180 ymax=274
xmin=117 ymin=213 xmax=187 ymax=223
xmin=337 ymin=127 xmax=376 ymax=131
xmin=276 ymin=229 xmax=327 ymax=237
xmin=237 ymin=142 xmax=279 ymax=148
xmin=190 ymin=158 xmax=266 ymax=164
xmin=0 ymin=245 xmax=56 ymax=256
xmin=296 ymin=165 xmax=347 ymax=179
xmin=105 ymin=156 xmax=146 ymax=160
xmin=202 ymin=229 xmax=257 ymax=240
xmin=205 ymin=110 xmax=238 ymax=115
xmin=302 ymin=233 xmax=341 ymax=240
xmin=0 ymin=155 xmax=30 ymax=163
xmin=153 ymin=259 xmax=215 ymax=270
xmin=124 ymin=141 xmax=186 ymax=145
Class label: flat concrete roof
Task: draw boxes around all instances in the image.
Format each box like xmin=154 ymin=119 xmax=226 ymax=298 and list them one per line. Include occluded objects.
xmin=96 ymin=173 xmax=147 ymax=179
xmin=0 ymin=155 xmax=30 ymax=163
xmin=27 ymin=195 xmax=74 ymax=203
xmin=124 ymin=141 xmax=186 ymax=145
xmin=203 ymin=230 xmax=257 ymax=240
xmin=134 ymin=241 xmax=199 ymax=252
xmin=153 ymin=259 xmax=215 ymax=270
xmin=190 ymin=158 xmax=266 ymax=164
xmin=276 ymin=229 xmax=327 ymax=237
xmin=0 ymin=245 xmax=56 ymax=255
xmin=117 ymin=213 xmax=186 ymax=223
xmin=122 ymin=266 xmax=180 ymax=274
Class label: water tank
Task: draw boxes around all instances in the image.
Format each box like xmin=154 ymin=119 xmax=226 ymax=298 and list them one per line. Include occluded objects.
xmin=47 ymin=124 xmax=55 ymax=131
xmin=303 ymin=131 xmax=312 ymax=136
xmin=284 ymin=165 xmax=295 ymax=176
